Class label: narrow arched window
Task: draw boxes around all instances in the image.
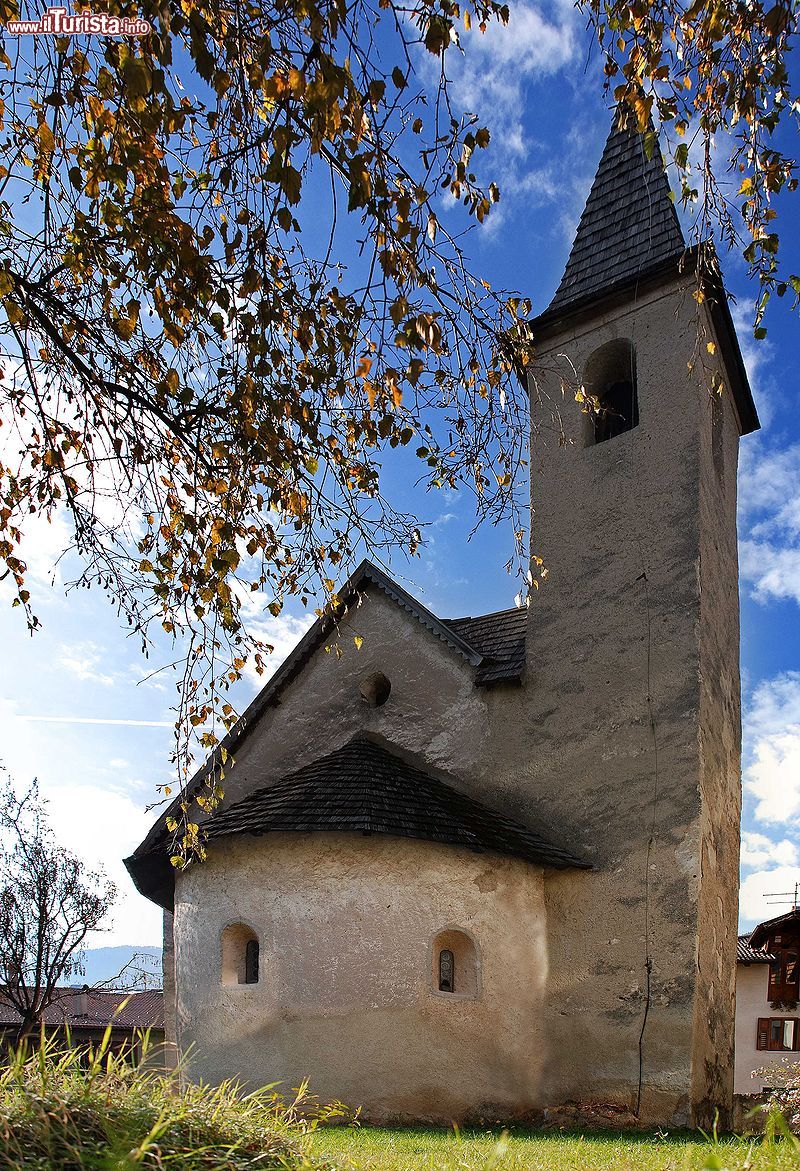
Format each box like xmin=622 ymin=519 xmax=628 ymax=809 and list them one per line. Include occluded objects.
xmin=439 ymin=948 xmax=454 ymax=993
xmin=245 ymin=938 xmax=259 ymax=984
xmin=431 ymin=929 xmax=479 ymax=998
xmin=221 ymin=923 xmax=259 ymax=986
xmin=582 ymin=339 xmax=638 ymax=446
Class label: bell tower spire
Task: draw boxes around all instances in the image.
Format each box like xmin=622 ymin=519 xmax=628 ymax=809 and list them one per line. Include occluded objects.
xmin=548 ymin=108 xmax=685 ymax=316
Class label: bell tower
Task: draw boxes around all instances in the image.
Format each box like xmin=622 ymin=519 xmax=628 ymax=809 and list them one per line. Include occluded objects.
xmin=524 ymin=109 xmax=759 ymax=1125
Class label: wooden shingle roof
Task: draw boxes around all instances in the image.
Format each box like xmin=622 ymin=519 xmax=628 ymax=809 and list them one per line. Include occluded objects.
xmin=445 ymin=607 xmax=527 ymax=686
xmin=202 ymin=736 xmax=588 ymax=871
xmin=547 ymin=109 xmax=685 ymax=317
xmin=749 ymin=907 xmax=800 ymax=949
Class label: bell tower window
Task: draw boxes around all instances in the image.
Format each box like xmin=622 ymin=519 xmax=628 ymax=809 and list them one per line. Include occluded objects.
xmin=582 ymin=339 xmax=639 ymax=446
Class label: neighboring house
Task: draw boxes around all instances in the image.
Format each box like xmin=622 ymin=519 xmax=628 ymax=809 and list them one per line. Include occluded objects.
xmin=126 ymin=107 xmax=760 ymax=1128
xmin=0 ymin=987 xmax=164 ymax=1061
xmin=736 ymin=910 xmax=800 ymax=1094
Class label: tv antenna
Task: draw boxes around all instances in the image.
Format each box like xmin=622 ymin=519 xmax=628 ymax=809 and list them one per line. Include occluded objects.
xmin=765 ymin=882 xmax=800 ymax=911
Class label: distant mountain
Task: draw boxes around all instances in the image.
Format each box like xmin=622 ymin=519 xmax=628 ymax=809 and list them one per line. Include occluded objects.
xmin=78 ymin=946 xmax=162 ymax=989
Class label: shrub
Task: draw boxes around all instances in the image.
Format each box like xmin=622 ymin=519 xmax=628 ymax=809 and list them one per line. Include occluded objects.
xmin=754 ymin=1060 xmax=800 ymax=1133
xmin=0 ymin=1030 xmax=344 ymax=1170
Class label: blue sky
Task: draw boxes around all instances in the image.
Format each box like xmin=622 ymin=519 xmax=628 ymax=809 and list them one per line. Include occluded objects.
xmin=1 ymin=0 xmax=799 ymax=947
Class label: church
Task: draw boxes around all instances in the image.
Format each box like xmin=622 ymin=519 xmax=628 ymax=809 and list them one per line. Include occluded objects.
xmin=126 ymin=108 xmax=760 ymax=1128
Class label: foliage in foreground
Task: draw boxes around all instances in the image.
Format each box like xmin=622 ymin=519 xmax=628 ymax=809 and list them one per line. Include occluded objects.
xmin=759 ymin=1061 xmax=800 ymax=1134
xmin=0 ymin=1033 xmax=341 ymax=1170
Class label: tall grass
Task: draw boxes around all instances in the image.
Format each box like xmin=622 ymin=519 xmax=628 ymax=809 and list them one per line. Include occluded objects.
xmin=0 ymin=1030 xmax=342 ymax=1170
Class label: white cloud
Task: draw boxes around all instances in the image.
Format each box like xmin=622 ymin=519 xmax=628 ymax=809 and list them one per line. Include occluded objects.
xmin=742 ymin=671 xmax=800 ymax=832
xmin=740 ymin=540 xmax=800 ymax=606
xmin=738 ymin=674 xmax=800 ymax=928
xmin=738 ymin=440 xmax=800 ymax=606
xmin=739 ymin=442 xmax=800 ymax=537
xmin=746 ymin=727 xmax=800 ymax=825
xmin=243 ymin=610 xmax=316 ymax=690
xmin=730 ymin=301 xmax=774 ymax=425
xmin=0 ymin=698 xmax=165 ymax=947
xmin=741 ymin=831 xmax=798 ymax=870
xmin=740 ymin=865 xmax=800 ymax=927
xmin=58 ymin=641 xmax=116 ymax=687
xmin=419 ymin=0 xmax=580 ymax=232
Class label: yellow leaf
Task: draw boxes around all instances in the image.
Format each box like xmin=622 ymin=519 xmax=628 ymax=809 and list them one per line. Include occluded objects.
xmin=354 ymin=635 xmax=363 ymax=650
xmin=37 ymin=121 xmax=55 ymax=153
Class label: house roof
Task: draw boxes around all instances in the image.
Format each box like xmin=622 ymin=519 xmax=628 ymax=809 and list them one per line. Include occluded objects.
xmin=737 ymin=933 xmax=775 ymax=965
xmin=200 ymin=736 xmax=589 ymax=871
xmin=749 ymin=907 xmax=800 ymax=950
xmin=545 ymin=107 xmax=685 ymax=318
xmin=0 ymin=988 xmax=164 ymax=1031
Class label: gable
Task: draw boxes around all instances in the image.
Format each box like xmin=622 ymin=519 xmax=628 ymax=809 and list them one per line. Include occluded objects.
xmin=126 ymin=562 xmax=529 ymax=904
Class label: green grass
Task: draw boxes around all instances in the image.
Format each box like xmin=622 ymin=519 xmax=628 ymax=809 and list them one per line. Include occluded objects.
xmin=0 ymin=1032 xmax=339 ymax=1170
xmin=3 ymin=1037 xmax=799 ymax=1171
xmin=311 ymin=1122 xmax=800 ymax=1171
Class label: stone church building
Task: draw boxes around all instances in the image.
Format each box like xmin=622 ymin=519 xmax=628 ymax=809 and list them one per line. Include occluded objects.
xmin=126 ymin=109 xmax=759 ymax=1127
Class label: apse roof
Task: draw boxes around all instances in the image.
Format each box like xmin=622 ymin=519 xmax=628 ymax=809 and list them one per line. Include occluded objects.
xmin=547 ymin=108 xmax=685 ymax=317
xmin=200 ymin=736 xmax=589 ymax=871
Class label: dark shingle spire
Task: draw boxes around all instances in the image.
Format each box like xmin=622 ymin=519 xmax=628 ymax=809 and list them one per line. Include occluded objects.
xmin=548 ymin=108 xmax=686 ymax=315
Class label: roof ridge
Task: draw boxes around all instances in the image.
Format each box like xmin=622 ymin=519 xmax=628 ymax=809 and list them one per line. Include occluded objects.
xmin=445 ymin=606 xmax=526 ymax=622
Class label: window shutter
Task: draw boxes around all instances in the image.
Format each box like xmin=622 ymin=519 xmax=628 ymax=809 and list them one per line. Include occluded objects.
xmin=757 ymin=1018 xmax=769 ymax=1050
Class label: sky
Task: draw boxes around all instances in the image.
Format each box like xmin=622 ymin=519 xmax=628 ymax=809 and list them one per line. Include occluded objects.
xmin=1 ymin=0 xmax=799 ymax=949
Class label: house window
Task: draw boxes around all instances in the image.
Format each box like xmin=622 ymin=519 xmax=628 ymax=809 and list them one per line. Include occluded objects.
xmin=431 ymin=928 xmax=479 ymax=999
xmin=767 ymin=945 xmax=799 ymax=1003
xmin=581 ymin=339 xmax=639 ymax=446
xmin=221 ymin=923 xmax=260 ymax=986
xmin=757 ymin=1017 xmax=799 ymax=1051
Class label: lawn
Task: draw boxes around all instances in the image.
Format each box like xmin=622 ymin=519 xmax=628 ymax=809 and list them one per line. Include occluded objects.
xmin=312 ymin=1123 xmax=800 ymax=1171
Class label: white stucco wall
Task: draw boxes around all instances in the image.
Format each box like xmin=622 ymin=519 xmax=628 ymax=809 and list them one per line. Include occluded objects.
xmin=734 ymin=963 xmax=799 ymax=1094
xmin=173 ymin=832 xmax=548 ymax=1122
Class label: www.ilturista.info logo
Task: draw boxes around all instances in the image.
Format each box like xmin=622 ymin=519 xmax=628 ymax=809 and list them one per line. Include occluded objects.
xmin=7 ymin=5 xmax=151 ymax=34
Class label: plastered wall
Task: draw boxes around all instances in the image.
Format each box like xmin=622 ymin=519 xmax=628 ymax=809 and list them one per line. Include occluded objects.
xmin=734 ymin=965 xmax=786 ymax=1094
xmin=173 ymin=833 xmax=548 ymax=1122
xmin=522 ymin=276 xmax=743 ymax=1126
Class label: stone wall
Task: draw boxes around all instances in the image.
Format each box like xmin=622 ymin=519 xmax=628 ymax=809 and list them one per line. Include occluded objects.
xmin=523 ymin=274 xmax=743 ymax=1126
